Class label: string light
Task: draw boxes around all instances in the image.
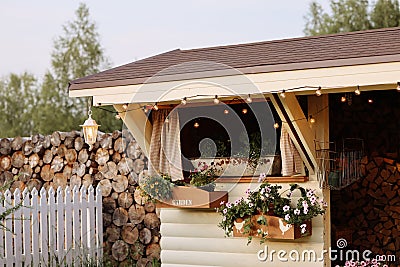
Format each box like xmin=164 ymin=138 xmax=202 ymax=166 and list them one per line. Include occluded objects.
xmin=194 ymin=122 xmax=200 ymax=128
xmin=115 ymin=114 xmax=121 ymax=120
xmin=242 ymin=108 xmax=248 ymax=114
xmin=223 ymin=109 xmax=229 ymax=114
xmin=273 ymin=122 xmax=280 ymax=129
xmin=246 ymin=94 xmax=252 ymax=103
xmin=341 ymin=96 xmax=347 ymax=102
xmin=368 ymin=99 xmax=373 ymax=104
xmin=309 ymin=115 xmax=316 ymax=124
xmin=397 ymin=82 xmax=400 ymax=91
xmin=213 ymin=95 xmax=220 ymax=104
xmin=315 ymin=87 xmax=322 ymax=96
xmin=181 ymin=97 xmax=187 ymax=105
xmin=280 ymin=90 xmax=286 ymax=98
xmin=165 ymin=117 xmax=169 ymax=123
xmin=355 ymin=85 xmax=361 ymax=95
xmin=122 ymin=104 xmax=128 ymax=110
xmin=153 ymin=103 xmax=159 ymax=110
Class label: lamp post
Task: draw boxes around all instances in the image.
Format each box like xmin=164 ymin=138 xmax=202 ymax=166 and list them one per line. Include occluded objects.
xmin=80 ymin=100 xmax=100 ymax=150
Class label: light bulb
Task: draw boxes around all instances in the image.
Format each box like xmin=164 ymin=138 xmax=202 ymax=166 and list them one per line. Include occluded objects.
xmin=181 ymin=97 xmax=187 ymax=105
xmin=310 ymin=116 xmax=316 ymax=124
xmin=368 ymin=99 xmax=373 ymax=104
xmin=213 ymin=95 xmax=220 ymax=104
xmin=315 ymin=87 xmax=322 ymax=96
xmin=115 ymin=114 xmax=121 ymax=120
xmin=242 ymin=108 xmax=248 ymax=114
xmin=273 ymin=123 xmax=279 ymax=129
xmin=355 ymin=86 xmax=361 ymax=95
xmin=122 ymin=104 xmax=128 ymax=110
xmin=194 ymin=122 xmax=200 ymax=128
xmin=165 ymin=117 xmax=169 ymax=123
xmin=153 ymin=103 xmax=159 ymax=110
xmin=280 ymin=90 xmax=286 ymax=98
xmin=246 ymin=94 xmax=252 ymax=103
xmin=341 ymin=96 xmax=346 ymax=102
xmin=223 ymin=109 xmax=229 ymax=114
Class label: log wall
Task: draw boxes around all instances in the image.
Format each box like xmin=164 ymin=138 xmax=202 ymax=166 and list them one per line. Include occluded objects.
xmin=0 ymin=130 xmax=159 ymax=266
xmin=332 ymin=154 xmax=400 ymax=267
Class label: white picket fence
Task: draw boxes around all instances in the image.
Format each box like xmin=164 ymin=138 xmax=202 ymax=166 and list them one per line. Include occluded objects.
xmin=0 ymin=185 xmax=103 ymax=266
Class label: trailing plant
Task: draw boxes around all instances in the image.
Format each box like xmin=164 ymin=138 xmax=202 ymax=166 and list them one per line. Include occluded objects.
xmin=140 ymin=173 xmax=175 ymax=201
xmin=189 ymin=162 xmax=219 ymax=187
xmin=216 ymin=173 xmax=326 ymax=244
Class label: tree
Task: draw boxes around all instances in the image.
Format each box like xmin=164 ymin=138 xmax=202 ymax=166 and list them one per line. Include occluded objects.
xmin=0 ymin=73 xmax=37 ymax=137
xmin=304 ymin=0 xmax=400 ymax=36
xmin=371 ymin=0 xmax=400 ymax=28
xmin=34 ymin=3 xmax=121 ymax=134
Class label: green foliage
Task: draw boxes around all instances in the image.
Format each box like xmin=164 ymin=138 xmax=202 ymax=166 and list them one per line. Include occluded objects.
xmin=0 ymin=73 xmax=38 ymax=137
xmin=140 ymin=173 xmax=175 ymax=201
xmin=34 ymin=3 xmax=120 ymax=135
xmin=304 ymin=0 xmax=400 ymax=36
xmin=189 ymin=162 xmax=219 ymax=188
xmin=216 ymin=181 xmax=326 ymax=244
xmin=0 ymin=3 xmax=121 ymax=138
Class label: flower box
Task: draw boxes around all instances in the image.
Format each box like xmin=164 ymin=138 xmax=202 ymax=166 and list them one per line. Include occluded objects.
xmin=232 ymin=215 xmax=312 ymax=240
xmin=156 ymin=186 xmax=228 ymax=209
xmin=191 ymin=155 xmax=281 ymax=177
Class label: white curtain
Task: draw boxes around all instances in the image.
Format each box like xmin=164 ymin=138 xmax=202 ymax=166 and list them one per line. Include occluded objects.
xmin=280 ymin=123 xmax=304 ymax=176
xmin=148 ymin=109 xmax=184 ymax=181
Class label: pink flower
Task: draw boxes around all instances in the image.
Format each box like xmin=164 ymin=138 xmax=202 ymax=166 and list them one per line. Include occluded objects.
xmin=284 ymin=214 xmax=290 ymax=221
xmin=249 ymin=202 xmax=254 ymax=208
xmin=294 ymin=209 xmax=300 ymax=215
xmin=226 ymin=202 xmax=232 ymax=208
xmin=303 ymin=208 xmax=309 ymax=214
xmin=220 ymin=201 xmax=225 ymax=205
xmin=223 ymin=209 xmax=227 ymax=214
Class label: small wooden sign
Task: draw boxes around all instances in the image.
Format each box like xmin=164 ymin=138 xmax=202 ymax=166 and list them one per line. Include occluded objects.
xmin=156 ymin=186 xmax=228 ymax=209
xmin=232 ymin=215 xmax=312 ymax=240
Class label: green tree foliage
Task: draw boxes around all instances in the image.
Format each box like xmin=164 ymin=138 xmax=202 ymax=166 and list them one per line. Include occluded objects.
xmin=304 ymin=0 xmax=400 ymax=36
xmin=0 ymin=73 xmax=37 ymax=137
xmin=34 ymin=3 xmax=121 ymax=134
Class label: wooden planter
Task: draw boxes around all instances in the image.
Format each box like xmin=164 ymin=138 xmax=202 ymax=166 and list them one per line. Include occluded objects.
xmin=156 ymin=186 xmax=228 ymax=209
xmin=232 ymin=215 xmax=312 ymax=240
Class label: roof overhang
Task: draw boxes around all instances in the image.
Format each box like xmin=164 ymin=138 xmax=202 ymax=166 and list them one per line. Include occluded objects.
xmin=69 ymin=61 xmax=400 ymax=106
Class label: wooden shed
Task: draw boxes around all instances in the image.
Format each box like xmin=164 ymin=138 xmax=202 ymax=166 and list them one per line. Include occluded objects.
xmin=69 ymin=27 xmax=400 ymax=267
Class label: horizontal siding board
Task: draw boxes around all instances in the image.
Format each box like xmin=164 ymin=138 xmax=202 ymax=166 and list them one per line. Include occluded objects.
xmin=161 ymin=221 xmax=324 ymax=240
xmin=161 ymin=236 xmax=324 ymax=254
xmin=161 ymin=249 xmax=324 ymax=267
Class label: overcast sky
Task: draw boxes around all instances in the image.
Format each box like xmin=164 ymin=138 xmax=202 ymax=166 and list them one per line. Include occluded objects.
xmin=0 ymin=0 xmax=331 ymax=78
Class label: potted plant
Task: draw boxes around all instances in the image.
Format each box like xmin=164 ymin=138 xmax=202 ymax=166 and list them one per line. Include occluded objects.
xmin=216 ymin=174 xmax=326 ymax=244
xmin=139 ymin=173 xmax=175 ymax=201
xmin=191 ymin=131 xmax=281 ymax=177
xmin=189 ymin=162 xmax=219 ymax=192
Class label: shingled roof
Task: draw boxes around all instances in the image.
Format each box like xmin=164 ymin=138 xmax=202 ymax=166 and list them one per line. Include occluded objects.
xmin=69 ymin=27 xmax=400 ymax=90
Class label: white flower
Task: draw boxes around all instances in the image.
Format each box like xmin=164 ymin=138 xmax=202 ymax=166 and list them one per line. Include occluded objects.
xmin=249 ymin=202 xmax=254 ymax=208
xmin=222 ymin=216 xmax=226 ymax=221
xmin=223 ymin=208 xmax=227 ymax=214
xmin=294 ymin=209 xmax=300 ymax=215
xmin=300 ymin=224 xmax=307 ymax=234
xmin=306 ymin=189 xmax=315 ymax=198
xmin=260 ymin=188 xmax=265 ymax=195
xmin=310 ymin=196 xmax=317 ymax=204
xmin=220 ymin=201 xmax=225 ymax=205
xmin=302 ymin=200 xmax=309 ymax=209
xmin=226 ymin=202 xmax=232 ymax=208
xmin=285 ymin=214 xmax=290 ymax=221
xmin=303 ymin=208 xmax=309 ymax=214
xmin=283 ymin=205 xmax=290 ymax=212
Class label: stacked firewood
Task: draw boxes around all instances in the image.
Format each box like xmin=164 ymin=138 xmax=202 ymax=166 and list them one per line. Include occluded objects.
xmin=0 ymin=130 xmax=160 ymax=265
xmin=332 ymin=154 xmax=400 ymax=267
